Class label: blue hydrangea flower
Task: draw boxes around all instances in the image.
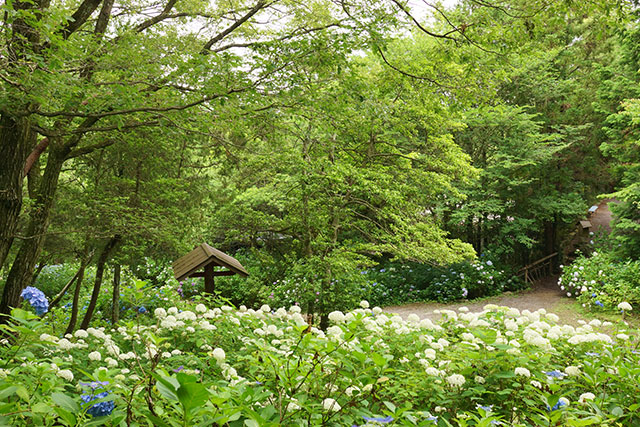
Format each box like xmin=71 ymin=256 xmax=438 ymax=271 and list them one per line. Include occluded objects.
xmin=547 ymin=399 xmax=568 ymax=412
xmin=362 ymin=415 xmax=393 ymax=423
xmin=138 ymin=306 xmax=147 ymax=314
xmin=595 ymin=300 xmax=604 ymax=307
xmin=80 ymin=381 xmax=109 ymax=389
xmin=20 ymin=286 xmax=49 ymax=315
xmin=81 ymin=391 xmax=114 ymax=417
xmin=543 ymin=370 xmax=567 ymax=379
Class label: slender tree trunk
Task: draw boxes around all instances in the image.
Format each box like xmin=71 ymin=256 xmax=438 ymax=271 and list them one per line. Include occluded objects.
xmin=49 ymin=250 xmax=93 ymax=309
xmin=0 ymin=114 xmax=33 ymax=272
xmin=0 ymin=145 xmax=66 ymax=320
xmin=111 ymin=264 xmax=121 ymax=324
xmin=65 ymin=245 xmax=91 ymax=335
xmin=79 ymin=236 xmax=121 ymax=330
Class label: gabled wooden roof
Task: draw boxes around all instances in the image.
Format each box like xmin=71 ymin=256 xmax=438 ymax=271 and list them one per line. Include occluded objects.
xmin=172 ymin=243 xmax=249 ymax=281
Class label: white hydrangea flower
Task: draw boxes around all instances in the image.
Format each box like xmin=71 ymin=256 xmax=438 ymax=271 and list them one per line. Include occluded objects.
xmin=617 ymin=302 xmax=632 ymax=311
xmin=195 ymin=304 xmax=207 ymax=313
xmin=74 ymin=329 xmax=88 ymax=339
xmin=407 ymin=313 xmax=420 ymax=323
xmin=289 ymin=305 xmax=301 ymax=313
xmin=579 ymin=392 xmax=595 ymax=403
xmin=260 ymin=304 xmax=271 ymax=313
xmin=515 ymin=367 xmax=531 ymax=377
xmin=154 ymin=308 xmax=167 ymax=319
xmin=176 ymin=311 xmax=196 ymax=321
xmin=167 ymin=307 xmax=179 ymax=315
xmin=39 ymin=333 xmax=58 ymax=343
xmin=426 ymin=367 xmax=441 ymax=376
xmin=424 ymin=349 xmax=436 ymax=360
xmin=475 ymin=376 xmax=485 ymax=384
xmin=446 ymin=374 xmax=466 ymax=387
xmin=88 ymin=351 xmax=102 ymax=361
xmin=328 ymin=311 xmax=345 ymax=323
xmin=212 ymin=348 xmax=226 ymax=363
xmin=56 ymin=369 xmax=74 ymax=381
xmin=360 ymin=300 xmax=370 ymax=309
xmin=322 ymin=398 xmax=341 ymax=412
xmin=565 ymin=366 xmax=580 ymax=376
xmin=345 ymin=386 xmax=359 ymax=396
xmin=57 ymin=338 xmax=75 ymax=350
xmin=530 ymin=380 xmax=542 ymax=388
xmin=616 ymin=333 xmax=629 ymax=341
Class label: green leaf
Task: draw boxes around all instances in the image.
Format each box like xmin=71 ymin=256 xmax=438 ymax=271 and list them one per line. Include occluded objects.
xmin=0 ymin=387 xmax=17 ymax=401
xmin=53 ymin=406 xmax=76 ymax=426
xmin=371 ymin=352 xmax=386 ymax=367
xmin=51 ymin=392 xmax=79 ymax=412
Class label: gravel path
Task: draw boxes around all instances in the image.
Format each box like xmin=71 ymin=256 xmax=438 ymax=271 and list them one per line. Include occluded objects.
xmin=384 ymin=276 xmax=591 ymax=326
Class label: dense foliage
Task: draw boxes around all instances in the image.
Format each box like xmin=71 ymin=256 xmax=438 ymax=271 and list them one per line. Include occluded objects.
xmin=559 ymin=251 xmax=640 ymax=312
xmin=1 ymin=297 xmax=638 ymax=426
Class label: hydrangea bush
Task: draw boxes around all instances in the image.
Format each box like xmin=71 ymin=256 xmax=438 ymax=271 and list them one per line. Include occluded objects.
xmin=1 ymin=297 xmax=638 ymax=426
xmin=558 ymin=251 xmax=640 ymax=311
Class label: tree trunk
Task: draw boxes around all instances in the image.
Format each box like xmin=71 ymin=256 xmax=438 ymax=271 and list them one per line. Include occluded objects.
xmin=49 ymin=250 xmax=93 ymax=309
xmin=64 ymin=246 xmax=91 ymax=335
xmin=0 ymin=114 xmax=33 ymax=272
xmin=111 ymin=264 xmax=121 ymax=324
xmin=0 ymin=145 xmax=66 ymax=321
xmin=79 ymin=236 xmax=121 ymax=330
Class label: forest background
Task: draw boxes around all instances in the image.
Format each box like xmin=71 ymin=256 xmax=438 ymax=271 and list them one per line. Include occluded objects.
xmin=1 ymin=0 xmax=639 ymax=324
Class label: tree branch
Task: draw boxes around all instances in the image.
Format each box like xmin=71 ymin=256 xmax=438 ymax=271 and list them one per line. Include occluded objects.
xmin=201 ymin=0 xmax=269 ymax=53
xmin=59 ymin=0 xmax=103 ymax=40
xmin=388 ymin=0 xmax=457 ymax=40
xmin=376 ymin=46 xmax=453 ymax=88
xmin=135 ymin=0 xmax=179 ymax=33
xmin=23 ymin=137 xmax=49 ymax=176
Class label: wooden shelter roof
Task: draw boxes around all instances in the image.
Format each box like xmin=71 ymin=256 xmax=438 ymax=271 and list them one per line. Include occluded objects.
xmin=172 ymin=243 xmax=249 ymax=282
xmin=580 ymin=220 xmax=592 ymax=229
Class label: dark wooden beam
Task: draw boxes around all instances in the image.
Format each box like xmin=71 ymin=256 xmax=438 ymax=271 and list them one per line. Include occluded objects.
xmin=204 ymin=264 xmax=215 ymax=294
xmin=212 ymin=271 xmax=235 ymax=276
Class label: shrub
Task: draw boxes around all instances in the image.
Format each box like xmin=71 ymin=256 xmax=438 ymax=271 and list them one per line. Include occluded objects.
xmin=558 ymin=251 xmax=640 ymax=311
xmin=1 ymin=300 xmax=638 ymax=426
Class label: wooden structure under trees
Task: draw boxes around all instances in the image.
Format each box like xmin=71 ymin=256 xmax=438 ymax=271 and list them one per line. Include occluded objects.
xmin=516 ymin=252 xmax=558 ymax=285
xmin=172 ymin=243 xmax=249 ymax=294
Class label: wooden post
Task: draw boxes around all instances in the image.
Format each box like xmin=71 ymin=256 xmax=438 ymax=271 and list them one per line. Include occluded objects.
xmin=204 ymin=264 xmax=215 ymax=294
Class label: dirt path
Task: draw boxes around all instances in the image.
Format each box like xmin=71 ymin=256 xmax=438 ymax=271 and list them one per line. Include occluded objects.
xmin=384 ymin=200 xmax=625 ymax=326
xmin=589 ymin=198 xmax=618 ymax=232
xmin=384 ymin=276 xmax=592 ymax=326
